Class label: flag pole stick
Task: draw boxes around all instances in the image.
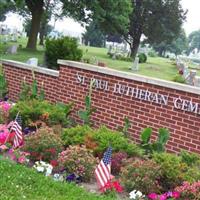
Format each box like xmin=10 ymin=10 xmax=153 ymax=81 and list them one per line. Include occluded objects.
xmin=4 ymin=111 xmax=20 ymax=145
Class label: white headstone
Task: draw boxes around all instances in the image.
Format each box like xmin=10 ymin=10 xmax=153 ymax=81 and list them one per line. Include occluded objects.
xmin=185 ymin=70 xmax=197 ymax=85
xmin=26 ymin=58 xmax=38 ymax=66
xmin=194 ymin=76 xmax=200 ymax=87
xmin=131 ymin=57 xmax=139 ymax=71
xmin=7 ymin=45 xmax=18 ymax=54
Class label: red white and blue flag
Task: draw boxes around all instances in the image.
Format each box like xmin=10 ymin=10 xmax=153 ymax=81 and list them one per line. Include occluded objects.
xmin=95 ymin=146 xmax=112 ymax=190
xmin=11 ymin=115 xmax=23 ymax=149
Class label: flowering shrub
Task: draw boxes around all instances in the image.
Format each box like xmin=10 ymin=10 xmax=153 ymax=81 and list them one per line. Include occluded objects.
xmin=175 ymin=181 xmax=200 ymax=199
xmin=0 ymin=101 xmax=12 ymax=123
xmin=111 ymin=152 xmax=127 ymax=175
xmin=120 ymin=159 xmax=162 ymax=194
xmin=58 ymin=145 xmax=97 ymax=182
xmin=152 ymin=153 xmax=187 ymax=190
xmin=148 ymin=191 xmax=180 ymax=200
xmin=22 ymin=126 xmax=63 ymax=162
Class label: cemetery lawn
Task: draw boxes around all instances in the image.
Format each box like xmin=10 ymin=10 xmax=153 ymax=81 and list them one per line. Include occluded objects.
xmin=0 ymin=157 xmax=114 ymax=200
xmin=1 ymin=37 xmax=200 ymax=80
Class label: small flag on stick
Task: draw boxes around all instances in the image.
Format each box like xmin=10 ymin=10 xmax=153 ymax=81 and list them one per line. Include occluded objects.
xmin=11 ymin=114 xmax=23 ymax=149
xmin=95 ymin=146 xmax=112 ymax=191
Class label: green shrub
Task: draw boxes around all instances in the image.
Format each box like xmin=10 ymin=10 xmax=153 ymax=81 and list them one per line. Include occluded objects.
xmin=9 ymin=100 xmax=73 ymax=127
xmin=91 ymin=126 xmax=143 ymax=157
xmin=0 ymin=73 xmax=8 ymax=100
xmin=148 ymin=50 xmax=157 ymax=57
xmin=152 ymin=153 xmax=187 ymax=190
xmin=138 ymin=53 xmax=147 ymax=63
xmin=173 ymin=74 xmax=185 ymax=83
xmin=45 ymin=36 xmax=83 ymax=69
xmin=22 ymin=126 xmax=63 ymax=162
xmin=120 ymin=159 xmax=162 ymax=194
xmin=180 ymin=150 xmax=200 ymax=166
xmin=62 ymin=125 xmax=92 ymax=147
xmin=58 ymin=145 xmax=97 ymax=182
xmin=61 ymin=126 xmax=143 ymax=157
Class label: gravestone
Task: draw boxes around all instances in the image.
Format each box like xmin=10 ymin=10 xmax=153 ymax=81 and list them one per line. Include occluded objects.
xmin=26 ymin=58 xmax=38 ymax=66
xmin=194 ymin=76 xmax=200 ymax=87
xmin=183 ymin=66 xmax=189 ymax=79
xmin=7 ymin=45 xmax=18 ymax=54
xmin=185 ymin=70 xmax=197 ymax=85
xmin=131 ymin=57 xmax=139 ymax=71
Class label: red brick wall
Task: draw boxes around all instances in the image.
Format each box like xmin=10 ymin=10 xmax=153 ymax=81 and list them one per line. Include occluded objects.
xmin=3 ymin=61 xmax=200 ymax=154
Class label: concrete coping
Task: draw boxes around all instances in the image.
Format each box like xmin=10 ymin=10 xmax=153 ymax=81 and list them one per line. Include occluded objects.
xmin=1 ymin=59 xmax=59 ymax=77
xmin=58 ymin=60 xmax=200 ymax=95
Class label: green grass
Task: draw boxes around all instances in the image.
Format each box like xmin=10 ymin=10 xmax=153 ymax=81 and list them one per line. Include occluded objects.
xmin=1 ymin=37 xmax=199 ymax=80
xmin=0 ymin=157 xmax=114 ymax=200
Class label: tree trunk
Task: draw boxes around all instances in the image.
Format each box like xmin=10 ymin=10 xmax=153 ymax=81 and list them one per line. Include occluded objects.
xmin=39 ymin=23 xmax=45 ymax=46
xmin=26 ymin=10 xmax=43 ymax=50
xmin=130 ymin=36 xmax=141 ymax=60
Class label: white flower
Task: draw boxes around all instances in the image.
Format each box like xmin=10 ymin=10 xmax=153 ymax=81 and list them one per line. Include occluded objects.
xmin=36 ymin=166 xmax=44 ymax=172
xmin=129 ymin=190 xmax=144 ymax=199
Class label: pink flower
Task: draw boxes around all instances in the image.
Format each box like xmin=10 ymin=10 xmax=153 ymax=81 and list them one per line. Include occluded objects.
xmin=159 ymin=194 xmax=167 ymax=200
xmin=18 ymin=156 xmax=26 ymax=164
xmin=148 ymin=193 xmax=158 ymax=199
xmin=172 ymin=191 xmax=180 ymax=198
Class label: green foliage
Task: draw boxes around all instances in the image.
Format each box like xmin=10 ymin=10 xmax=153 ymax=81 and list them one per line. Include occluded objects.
xmin=140 ymin=128 xmax=170 ymax=155
xmin=45 ymin=36 xmax=83 ymax=69
xmin=0 ymin=159 xmax=114 ymax=200
xmin=62 ymin=125 xmax=92 ymax=147
xmin=153 ymin=153 xmax=187 ymax=190
xmin=19 ymin=77 xmax=45 ymax=101
xmin=173 ymin=74 xmax=185 ymax=83
xmin=117 ymin=116 xmax=131 ymax=137
xmin=58 ymin=145 xmax=97 ymax=182
xmin=0 ymin=73 xmax=8 ymax=99
xmin=187 ymin=30 xmax=200 ymax=54
xmin=61 ymin=125 xmax=143 ymax=157
xmin=120 ymin=159 xmax=162 ymax=194
xmin=78 ymin=80 xmax=96 ymax=125
xmin=91 ymin=126 xmax=143 ymax=157
xmin=148 ymin=50 xmax=157 ymax=57
xmin=9 ymin=99 xmax=73 ymax=127
xmin=180 ymin=150 xmax=200 ymax=167
xmin=138 ymin=53 xmax=147 ymax=63
xmin=22 ymin=126 xmax=63 ymax=162
xmin=83 ymin=20 xmax=105 ymax=47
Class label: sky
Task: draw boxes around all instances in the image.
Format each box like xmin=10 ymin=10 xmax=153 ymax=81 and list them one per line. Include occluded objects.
xmin=2 ymin=0 xmax=200 ymax=37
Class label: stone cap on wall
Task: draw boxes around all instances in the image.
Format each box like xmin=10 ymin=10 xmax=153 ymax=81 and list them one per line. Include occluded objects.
xmin=1 ymin=59 xmax=59 ymax=77
xmin=58 ymin=60 xmax=200 ymax=95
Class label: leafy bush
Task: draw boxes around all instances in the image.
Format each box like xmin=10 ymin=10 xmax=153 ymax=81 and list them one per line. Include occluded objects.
xmin=140 ymin=127 xmax=170 ymax=156
xmin=61 ymin=126 xmax=143 ymax=157
xmin=111 ymin=152 xmax=127 ymax=175
xmin=138 ymin=53 xmax=147 ymax=63
xmin=152 ymin=153 xmax=187 ymax=190
xmin=180 ymin=150 xmax=200 ymax=166
xmin=62 ymin=125 xmax=92 ymax=147
xmin=45 ymin=36 xmax=83 ymax=69
xmin=173 ymin=74 xmax=185 ymax=83
xmin=22 ymin=126 xmax=63 ymax=162
xmin=0 ymin=73 xmax=8 ymax=100
xmin=148 ymin=50 xmax=157 ymax=57
xmin=58 ymin=145 xmax=97 ymax=182
xmin=91 ymin=126 xmax=143 ymax=157
xmin=175 ymin=181 xmax=200 ymax=200
xmin=120 ymin=159 xmax=162 ymax=194
xmin=9 ymin=100 xmax=72 ymax=127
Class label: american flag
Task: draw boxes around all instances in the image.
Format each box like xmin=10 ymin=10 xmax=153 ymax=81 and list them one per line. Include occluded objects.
xmin=95 ymin=146 xmax=112 ymax=190
xmin=11 ymin=114 xmax=23 ymax=149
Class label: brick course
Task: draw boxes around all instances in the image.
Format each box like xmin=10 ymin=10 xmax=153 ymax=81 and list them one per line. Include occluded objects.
xmin=2 ymin=60 xmax=200 ymax=154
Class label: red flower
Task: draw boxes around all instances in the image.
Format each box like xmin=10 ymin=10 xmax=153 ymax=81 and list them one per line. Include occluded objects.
xmin=50 ymin=160 xmax=58 ymax=167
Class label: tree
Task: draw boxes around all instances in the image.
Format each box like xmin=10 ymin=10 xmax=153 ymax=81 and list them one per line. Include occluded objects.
xmin=61 ymin=0 xmax=132 ymax=39
xmin=152 ymin=29 xmax=188 ymax=56
xmin=82 ymin=20 xmax=105 ymax=47
xmin=187 ymin=30 xmax=200 ymax=54
xmin=124 ymin=0 xmax=186 ymax=59
xmin=0 ymin=0 xmax=15 ymax=22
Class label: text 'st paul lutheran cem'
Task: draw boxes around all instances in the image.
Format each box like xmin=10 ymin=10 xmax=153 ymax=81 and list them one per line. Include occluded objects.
xmin=2 ymin=59 xmax=200 ymax=154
